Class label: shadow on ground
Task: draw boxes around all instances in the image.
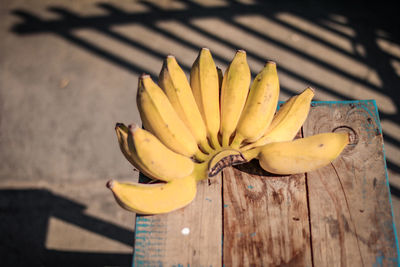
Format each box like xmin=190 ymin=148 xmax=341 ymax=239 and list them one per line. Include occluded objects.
xmin=0 ymin=189 xmax=133 ymax=266
xmin=9 ymin=0 xmax=400 ymax=108
xmin=9 ymin=0 xmax=400 ymax=156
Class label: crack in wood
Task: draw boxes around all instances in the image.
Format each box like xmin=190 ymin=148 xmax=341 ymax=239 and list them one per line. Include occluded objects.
xmin=317 ymin=169 xmax=347 ymax=267
xmin=305 ymin=171 xmax=315 ymax=267
xmin=331 ymin=162 xmax=365 ymax=266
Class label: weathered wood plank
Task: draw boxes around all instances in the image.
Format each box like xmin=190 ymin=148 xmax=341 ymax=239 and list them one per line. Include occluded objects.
xmin=222 ymin=161 xmax=312 ymax=266
xmin=133 ymin=176 xmax=222 ymax=267
xmin=303 ymin=100 xmax=399 ymax=266
xmin=132 ymin=100 xmax=398 ymax=266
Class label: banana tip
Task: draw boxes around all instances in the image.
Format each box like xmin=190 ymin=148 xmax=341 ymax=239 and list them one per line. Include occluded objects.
xmin=346 ymin=132 xmax=351 ymax=143
xmin=128 ymin=123 xmax=139 ymax=132
xmin=140 ymin=73 xmax=150 ymax=79
xmin=266 ymin=60 xmax=276 ymax=65
xmin=106 ymin=180 xmax=114 ymax=189
xmin=306 ymin=86 xmax=315 ymax=93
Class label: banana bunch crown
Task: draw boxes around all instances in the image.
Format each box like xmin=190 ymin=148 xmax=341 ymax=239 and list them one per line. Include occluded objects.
xmin=107 ymin=48 xmax=349 ymax=215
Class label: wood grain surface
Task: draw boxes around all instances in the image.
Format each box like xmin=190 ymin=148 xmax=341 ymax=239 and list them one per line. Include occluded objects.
xmin=222 ymin=164 xmax=312 ymax=267
xmin=132 ymin=101 xmax=399 ymax=267
xmin=133 ymin=176 xmax=222 ymax=267
xmin=303 ymin=101 xmax=398 ymax=266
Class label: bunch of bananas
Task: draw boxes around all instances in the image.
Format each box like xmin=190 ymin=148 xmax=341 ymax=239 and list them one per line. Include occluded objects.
xmin=107 ymin=48 xmax=349 ymax=214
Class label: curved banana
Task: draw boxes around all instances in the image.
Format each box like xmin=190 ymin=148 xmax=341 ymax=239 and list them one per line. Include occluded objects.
xmin=190 ymin=48 xmax=221 ymax=149
xmin=242 ymin=87 xmax=314 ymax=151
xmin=220 ymin=50 xmax=251 ymax=147
xmin=159 ymin=55 xmax=213 ymax=153
xmin=106 ymin=175 xmax=197 ymax=214
xmin=231 ymin=61 xmax=279 ymax=148
xmin=137 ymin=74 xmax=206 ymax=160
xmin=115 ymin=123 xmax=156 ymax=180
xmin=130 ymin=123 xmax=194 ymax=180
xmin=115 ymin=123 xmax=194 ymax=181
xmin=243 ymin=132 xmax=349 ymax=175
xmin=109 ymin=48 xmax=354 ymax=215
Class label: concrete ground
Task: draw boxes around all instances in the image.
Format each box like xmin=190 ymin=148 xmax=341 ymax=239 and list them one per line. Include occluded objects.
xmin=1 ymin=0 xmax=399 ymax=266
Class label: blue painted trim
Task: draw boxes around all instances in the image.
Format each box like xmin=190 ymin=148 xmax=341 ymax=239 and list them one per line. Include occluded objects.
xmin=312 ymin=99 xmax=374 ymax=104
xmin=278 ymin=99 xmax=377 ymax=106
xmin=132 ymin=172 xmax=152 ymax=267
xmin=132 ymin=214 xmax=140 ymax=267
xmin=371 ymin=100 xmax=400 ymax=264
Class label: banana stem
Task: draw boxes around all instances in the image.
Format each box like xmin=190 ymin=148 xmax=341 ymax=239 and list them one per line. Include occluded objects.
xmin=241 ymin=142 xmax=256 ymax=151
xmin=194 ymin=150 xmax=209 ymax=162
xmin=199 ymin=139 xmax=214 ymax=154
xmin=210 ymin=134 xmax=221 ymax=150
xmin=230 ymin=134 xmax=244 ymax=149
xmin=242 ymin=147 xmax=262 ymax=162
xmin=222 ymin=133 xmax=230 ymax=147
xmin=193 ymin=162 xmax=209 ymax=181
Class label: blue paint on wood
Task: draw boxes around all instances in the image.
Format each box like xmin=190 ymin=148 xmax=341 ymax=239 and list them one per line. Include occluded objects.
xmin=134 ymin=259 xmax=163 ymax=267
xmin=312 ymin=99 xmax=372 ymax=105
xmin=132 ymin=215 xmax=143 ymax=267
xmin=373 ymin=252 xmax=384 ymax=267
xmin=136 ymin=217 xmax=151 ymax=222
xmin=371 ymin=99 xmax=383 ymax=134
xmin=135 ymin=223 xmax=149 ymax=227
xmin=136 ymin=230 xmax=152 ymax=234
xmin=369 ymin=100 xmax=400 ymax=264
xmin=359 ymin=101 xmax=380 ymax=130
xmin=247 ymin=185 xmax=254 ymax=189
xmin=135 ymin=259 xmax=144 ymax=266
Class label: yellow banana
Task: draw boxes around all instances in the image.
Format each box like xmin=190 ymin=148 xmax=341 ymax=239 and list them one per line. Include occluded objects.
xmin=242 ymin=87 xmax=314 ymax=151
xmin=129 ymin=123 xmax=194 ymax=181
xmin=190 ymin=48 xmax=221 ymax=149
xmin=115 ymin=123 xmax=156 ymax=180
xmin=109 ymin=48 xmax=354 ymax=215
xmin=243 ymin=132 xmax=349 ymax=174
xmin=231 ymin=61 xmax=279 ymax=148
xmin=106 ymin=175 xmax=197 ymax=214
xmin=220 ymin=50 xmax=251 ymax=147
xmin=137 ymin=74 xmax=206 ymax=161
xmin=158 ymin=55 xmax=213 ymax=153
xmin=115 ymin=123 xmax=193 ymax=181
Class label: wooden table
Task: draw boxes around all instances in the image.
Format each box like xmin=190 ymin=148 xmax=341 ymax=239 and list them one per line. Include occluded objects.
xmin=132 ymin=100 xmax=399 ymax=267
